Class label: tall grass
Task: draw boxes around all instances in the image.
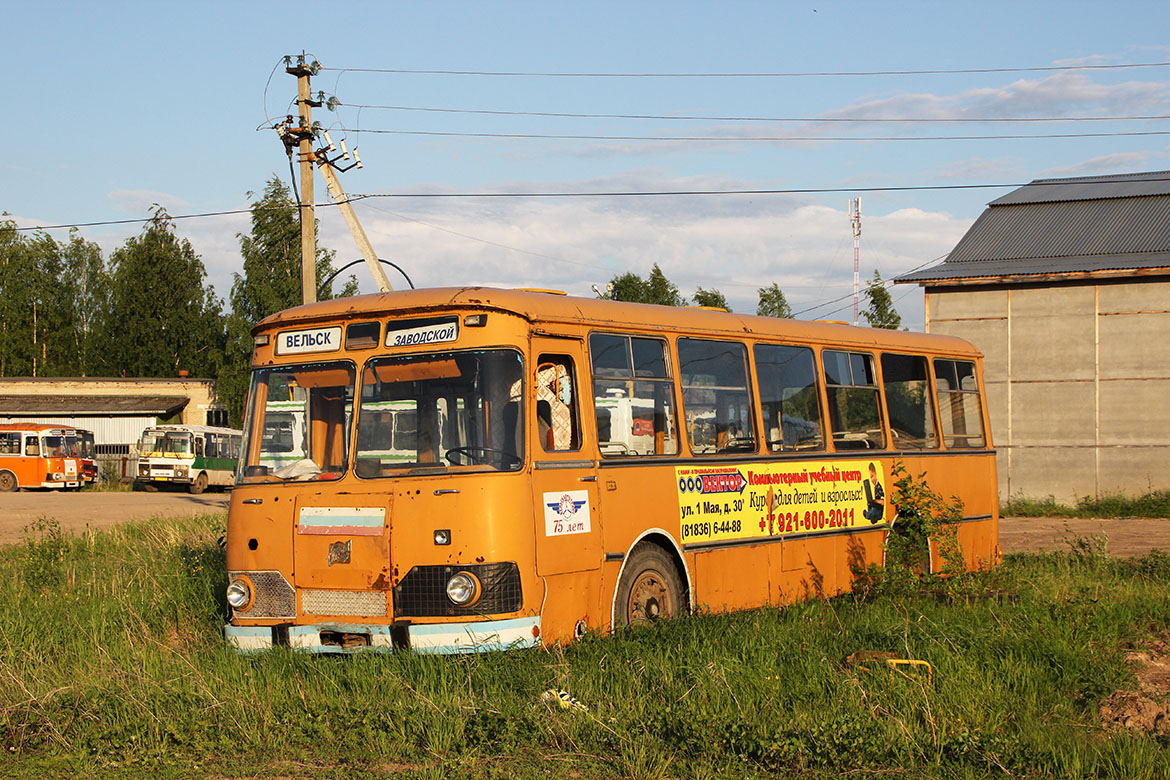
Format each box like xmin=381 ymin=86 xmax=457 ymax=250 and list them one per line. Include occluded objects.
xmin=1 ymin=515 xmax=1168 ymax=779
xmin=1003 ymin=489 xmax=1170 ymax=518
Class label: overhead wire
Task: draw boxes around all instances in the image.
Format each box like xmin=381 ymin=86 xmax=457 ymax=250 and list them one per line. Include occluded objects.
xmin=15 ymin=174 xmax=1170 ymax=231
xmin=319 ymin=61 xmax=1170 ymax=78
xmin=339 ymin=103 xmax=1170 ymax=125
xmin=329 ymin=125 xmax=1170 ymax=142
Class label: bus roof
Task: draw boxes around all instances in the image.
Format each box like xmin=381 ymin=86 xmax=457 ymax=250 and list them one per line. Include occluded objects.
xmin=0 ymin=422 xmax=77 ymax=434
xmin=141 ymin=424 xmax=242 ymax=436
xmin=256 ymin=287 xmax=981 ymax=358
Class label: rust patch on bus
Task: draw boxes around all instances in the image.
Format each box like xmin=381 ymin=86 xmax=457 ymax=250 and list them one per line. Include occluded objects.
xmin=371 ymin=571 xmax=391 ymax=590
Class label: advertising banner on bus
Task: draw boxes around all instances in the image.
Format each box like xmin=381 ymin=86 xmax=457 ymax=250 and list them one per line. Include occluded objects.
xmin=675 ymin=459 xmax=888 ymax=544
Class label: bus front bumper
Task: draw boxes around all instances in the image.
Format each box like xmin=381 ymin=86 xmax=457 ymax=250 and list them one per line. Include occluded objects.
xmin=224 ymin=616 xmax=541 ymax=655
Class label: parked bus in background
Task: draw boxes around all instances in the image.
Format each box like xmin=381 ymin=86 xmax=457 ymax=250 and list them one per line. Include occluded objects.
xmin=136 ymin=424 xmax=242 ymax=494
xmin=0 ymin=423 xmax=82 ymax=491
xmin=75 ymin=428 xmax=97 ymax=484
xmin=224 ymin=288 xmax=998 ymax=654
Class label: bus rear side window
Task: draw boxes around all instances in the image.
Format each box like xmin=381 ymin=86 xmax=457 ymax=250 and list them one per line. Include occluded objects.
xmin=881 ymin=353 xmax=938 ymax=450
xmin=934 ymin=359 xmax=985 ymax=449
xmin=823 ymin=350 xmax=884 ymax=451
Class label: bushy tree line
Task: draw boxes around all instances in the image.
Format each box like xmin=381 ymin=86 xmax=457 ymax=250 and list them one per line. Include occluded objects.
xmin=0 ymin=176 xmax=354 ymax=425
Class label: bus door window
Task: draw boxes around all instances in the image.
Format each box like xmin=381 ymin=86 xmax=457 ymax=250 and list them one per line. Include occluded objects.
xmin=933 ymin=359 xmax=985 ymax=448
xmin=195 ymin=436 xmax=205 ymax=458
xmin=881 ymin=354 xmax=939 ymax=450
xmin=589 ymin=334 xmax=678 ymax=457
xmin=754 ymin=344 xmax=825 ymax=452
xmin=536 ymin=357 xmax=580 ymax=452
xmin=24 ymin=437 xmax=39 ymax=457
xmin=678 ymin=338 xmax=757 ymax=455
xmin=823 ymin=350 xmax=885 ymax=450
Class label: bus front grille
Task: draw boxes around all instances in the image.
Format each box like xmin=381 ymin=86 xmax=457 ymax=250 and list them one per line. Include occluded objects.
xmin=393 ymin=562 xmax=522 ymax=617
xmin=233 ymin=570 xmax=295 ymax=619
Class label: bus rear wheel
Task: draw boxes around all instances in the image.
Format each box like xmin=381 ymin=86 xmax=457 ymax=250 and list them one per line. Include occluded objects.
xmin=0 ymin=471 xmax=16 ymax=492
xmin=614 ymin=545 xmax=685 ymax=628
xmin=189 ymin=472 xmax=208 ymax=494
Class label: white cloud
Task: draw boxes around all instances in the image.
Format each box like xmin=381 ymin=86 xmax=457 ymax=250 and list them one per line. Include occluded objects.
xmin=310 ymin=178 xmax=972 ymax=331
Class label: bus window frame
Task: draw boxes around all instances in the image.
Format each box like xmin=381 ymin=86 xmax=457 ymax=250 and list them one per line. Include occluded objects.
xmin=750 ymin=340 xmax=827 ymax=454
xmin=676 ymin=336 xmax=760 ymax=457
xmin=822 ymin=348 xmax=887 ymax=452
xmin=587 ymin=331 xmax=681 ymax=459
xmin=879 ymin=351 xmax=941 ymax=452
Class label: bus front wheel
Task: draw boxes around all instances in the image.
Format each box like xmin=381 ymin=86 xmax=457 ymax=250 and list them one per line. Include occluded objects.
xmin=189 ymin=472 xmax=208 ymax=494
xmin=0 ymin=471 xmax=16 ymax=492
xmin=614 ymin=545 xmax=684 ymax=628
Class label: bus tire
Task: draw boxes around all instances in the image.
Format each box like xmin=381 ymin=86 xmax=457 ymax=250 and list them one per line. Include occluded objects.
xmin=613 ymin=545 xmax=685 ymax=628
xmin=189 ymin=472 xmax=208 ymax=494
xmin=0 ymin=470 xmax=16 ymax=492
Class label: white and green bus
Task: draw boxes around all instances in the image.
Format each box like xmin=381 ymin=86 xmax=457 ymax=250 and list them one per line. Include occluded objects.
xmin=136 ymin=424 xmax=242 ymax=493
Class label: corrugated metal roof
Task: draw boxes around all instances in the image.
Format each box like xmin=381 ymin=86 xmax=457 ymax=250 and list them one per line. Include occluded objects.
xmin=897 ymin=169 xmax=1170 ymax=285
xmin=990 ymin=170 xmax=1170 ymax=206
xmin=0 ymin=395 xmax=188 ymax=415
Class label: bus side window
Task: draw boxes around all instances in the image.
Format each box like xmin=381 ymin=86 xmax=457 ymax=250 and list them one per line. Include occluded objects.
xmin=588 ymin=334 xmax=678 ymax=457
xmin=678 ymin=338 xmax=757 ymax=455
xmin=881 ymin=353 xmax=939 ymax=450
xmin=0 ymin=432 xmax=18 ymax=455
xmin=754 ymin=343 xmax=824 ymax=452
xmin=934 ymin=359 xmax=985 ymax=449
xmin=25 ymin=437 xmax=39 ymax=457
xmin=823 ymin=350 xmax=885 ymax=451
xmin=195 ymin=437 xmax=205 ymax=458
xmin=536 ymin=357 xmax=580 ymax=452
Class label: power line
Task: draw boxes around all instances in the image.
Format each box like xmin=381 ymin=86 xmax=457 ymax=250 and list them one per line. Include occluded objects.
xmin=334 ymin=126 xmax=1170 ymax=142
xmin=15 ymin=175 xmax=1170 ymax=232
xmin=320 ymin=60 xmax=1170 ymax=78
xmin=341 ymin=103 xmax=1170 ymax=125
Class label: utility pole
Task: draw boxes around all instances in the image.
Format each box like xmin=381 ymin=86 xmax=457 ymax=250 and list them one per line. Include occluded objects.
xmin=316 ymin=146 xmax=393 ymax=292
xmin=849 ymin=197 xmax=862 ymax=326
xmin=275 ymin=55 xmax=394 ymax=298
xmin=287 ymin=56 xmax=321 ymax=305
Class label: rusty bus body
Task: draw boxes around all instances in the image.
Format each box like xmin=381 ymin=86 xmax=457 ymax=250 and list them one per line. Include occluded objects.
xmin=224 ymin=288 xmax=998 ymax=653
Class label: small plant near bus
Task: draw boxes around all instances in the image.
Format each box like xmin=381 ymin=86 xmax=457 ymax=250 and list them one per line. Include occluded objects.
xmin=853 ymin=461 xmax=967 ymax=597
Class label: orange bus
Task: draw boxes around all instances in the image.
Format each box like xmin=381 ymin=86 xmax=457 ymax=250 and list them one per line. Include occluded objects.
xmin=0 ymin=423 xmax=83 ymax=492
xmin=224 ymin=288 xmax=998 ymax=653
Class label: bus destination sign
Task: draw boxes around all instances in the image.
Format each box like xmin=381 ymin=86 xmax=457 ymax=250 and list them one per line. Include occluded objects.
xmin=275 ymin=326 xmax=343 ymax=355
xmin=386 ymin=318 xmax=459 ymax=348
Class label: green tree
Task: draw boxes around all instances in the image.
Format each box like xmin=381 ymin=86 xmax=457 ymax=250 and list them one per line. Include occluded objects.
xmin=57 ymin=229 xmax=111 ymax=376
xmin=692 ymin=287 xmax=730 ymax=311
xmin=604 ymin=263 xmax=685 ymax=306
xmin=0 ymin=223 xmax=94 ymax=377
xmin=756 ymin=282 xmax=792 ymax=318
xmin=99 ymin=207 xmax=225 ymax=378
xmin=218 ymin=176 xmax=357 ymax=425
xmin=862 ymin=270 xmax=902 ymax=330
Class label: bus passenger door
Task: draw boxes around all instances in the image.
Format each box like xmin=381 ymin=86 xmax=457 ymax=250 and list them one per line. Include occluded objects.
xmin=529 ymin=347 xmax=602 ymax=635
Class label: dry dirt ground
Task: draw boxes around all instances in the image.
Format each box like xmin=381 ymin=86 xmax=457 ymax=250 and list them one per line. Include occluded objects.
xmin=0 ymin=489 xmax=229 ymax=544
xmin=0 ymin=492 xmax=1165 ymax=555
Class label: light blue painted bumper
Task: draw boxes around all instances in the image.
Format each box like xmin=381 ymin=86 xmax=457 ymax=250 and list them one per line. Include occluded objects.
xmin=225 ymin=616 xmax=541 ymax=655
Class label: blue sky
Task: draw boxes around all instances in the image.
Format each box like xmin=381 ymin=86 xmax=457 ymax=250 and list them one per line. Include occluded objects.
xmin=4 ymin=1 xmax=1170 ymax=328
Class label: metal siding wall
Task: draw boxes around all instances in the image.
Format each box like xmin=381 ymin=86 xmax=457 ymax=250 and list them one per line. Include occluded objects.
xmin=0 ymin=415 xmax=156 ymax=447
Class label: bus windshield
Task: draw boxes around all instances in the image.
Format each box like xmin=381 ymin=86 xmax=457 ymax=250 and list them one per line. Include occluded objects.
xmin=140 ymin=430 xmax=192 ymax=455
xmin=241 ymin=361 xmax=356 ymax=482
xmin=355 ymin=349 xmax=524 ymax=476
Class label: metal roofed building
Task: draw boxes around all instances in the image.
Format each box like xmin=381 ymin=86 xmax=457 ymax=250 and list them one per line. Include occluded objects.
xmin=0 ymin=377 xmax=229 ymax=478
xmin=897 ymin=170 xmax=1170 ymax=502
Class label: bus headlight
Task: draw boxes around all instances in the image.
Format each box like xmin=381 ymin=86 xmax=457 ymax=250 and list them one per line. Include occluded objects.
xmin=445 ymin=571 xmax=481 ymax=606
xmin=226 ymin=577 xmax=254 ymax=611
xmin=174 ymin=466 xmax=188 ymax=477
